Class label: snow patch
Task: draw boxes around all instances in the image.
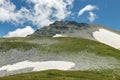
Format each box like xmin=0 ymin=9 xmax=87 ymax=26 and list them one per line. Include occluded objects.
xmin=0 ymin=61 xmax=75 ymax=72
xmin=53 ymin=34 xmax=67 ymax=38
xmin=93 ymin=29 xmax=120 ymax=49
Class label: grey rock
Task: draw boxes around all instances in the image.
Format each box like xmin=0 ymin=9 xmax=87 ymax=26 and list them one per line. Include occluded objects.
xmin=29 ymin=21 xmax=120 ymax=40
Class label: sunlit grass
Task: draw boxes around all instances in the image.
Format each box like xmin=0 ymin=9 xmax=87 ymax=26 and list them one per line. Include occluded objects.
xmin=0 ymin=69 xmax=120 ymax=80
xmin=0 ymin=37 xmax=120 ymax=59
xmin=0 ymin=37 xmax=120 ymax=79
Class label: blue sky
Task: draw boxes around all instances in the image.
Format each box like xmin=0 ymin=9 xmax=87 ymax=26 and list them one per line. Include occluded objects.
xmin=0 ymin=0 xmax=120 ymax=37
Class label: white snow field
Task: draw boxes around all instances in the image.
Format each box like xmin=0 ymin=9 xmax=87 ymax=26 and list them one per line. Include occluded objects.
xmin=0 ymin=61 xmax=75 ymax=72
xmin=93 ymin=29 xmax=120 ymax=49
xmin=53 ymin=34 xmax=67 ymax=38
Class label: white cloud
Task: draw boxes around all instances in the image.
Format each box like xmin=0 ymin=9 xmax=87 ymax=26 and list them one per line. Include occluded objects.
xmin=78 ymin=4 xmax=98 ymax=22
xmin=0 ymin=0 xmax=28 ymax=24
xmin=78 ymin=5 xmax=97 ymax=16
xmin=4 ymin=26 xmax=34 ymax=37
xmin=0 ymin=0 xmax=74 ymax=27
xmin=88 ymin=12 xmax=96 ymax=22
xmin=26 ymin=0 xmax=74 ymax=27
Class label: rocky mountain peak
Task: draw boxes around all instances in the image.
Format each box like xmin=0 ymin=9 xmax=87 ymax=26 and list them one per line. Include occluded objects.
xmin=29 ymin=21 xmax=93 ymax=38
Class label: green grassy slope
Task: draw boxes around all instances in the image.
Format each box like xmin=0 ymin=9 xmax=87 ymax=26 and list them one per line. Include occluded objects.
xmin=0 ymin=70 xmax=120 ymax=80
xmin=0 ymin=37 xmax=120 ymax=79
xmin=47 ymin=37 xmax=120 ymax=59
xmin=1 ymin=37 xmax=119 ymax=59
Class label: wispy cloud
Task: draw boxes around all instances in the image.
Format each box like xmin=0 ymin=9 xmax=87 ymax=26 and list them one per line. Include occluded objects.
xmin=78 ymin=5 xmax=98 ymax=22
xmin=0 ymin=0 xmax=74 ymax=27
xmin=78 ymin=5 xmax=97 ymax=16
xmin=88 ymin=12 xmax=96 ymax=22
xmin=4 ymin=26 xmax=34 ymax=37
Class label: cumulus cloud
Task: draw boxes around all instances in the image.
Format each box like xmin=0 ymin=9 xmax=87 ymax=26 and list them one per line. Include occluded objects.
xmin=4 ymin=26 xmax=34 ymax=37
xmin=78 ymin=5 xmax=98 ymax=22
xmin=0 ymin=0 xmax=74 ymax=27
xmin=0 ymin=0 xmax=29 ymax=24
xmin=26 ymin=0 xmax=74 ymax=27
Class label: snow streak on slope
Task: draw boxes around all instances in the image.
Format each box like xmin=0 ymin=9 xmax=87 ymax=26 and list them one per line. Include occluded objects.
xmin=0 ymin=61 xmax=75 ymax=72
xmin=53 ymin=34 xmax=67 ymax=38
xmin=93 ymin=29 xmax=120 ymax=49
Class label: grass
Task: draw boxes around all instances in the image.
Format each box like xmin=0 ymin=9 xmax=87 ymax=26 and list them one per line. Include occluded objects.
xmin=0 ymin=37 xmax=120 ymax=79
xmin=0 ymin=70 xmax=120 ymax=80
xmin=0 ymin=37 xmax=120 ymax=59
xmin=0 ymin=41 xmax=39 ymax=52
xmin=40 ymin=37 xmax=120 ymax=59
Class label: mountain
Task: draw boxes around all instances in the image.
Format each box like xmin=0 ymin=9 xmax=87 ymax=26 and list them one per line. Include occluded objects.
xmin=0 ymin=21 xmax=120 ymax=80
xmin=29 ymin=21 xmax=100 ymax=40
xmin=30 ymin=21 xmax=120 ymax=49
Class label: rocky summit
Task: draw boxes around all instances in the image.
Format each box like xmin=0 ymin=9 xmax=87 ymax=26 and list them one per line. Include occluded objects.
xmin=29 ymin=21 xmax=104 ymax=40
